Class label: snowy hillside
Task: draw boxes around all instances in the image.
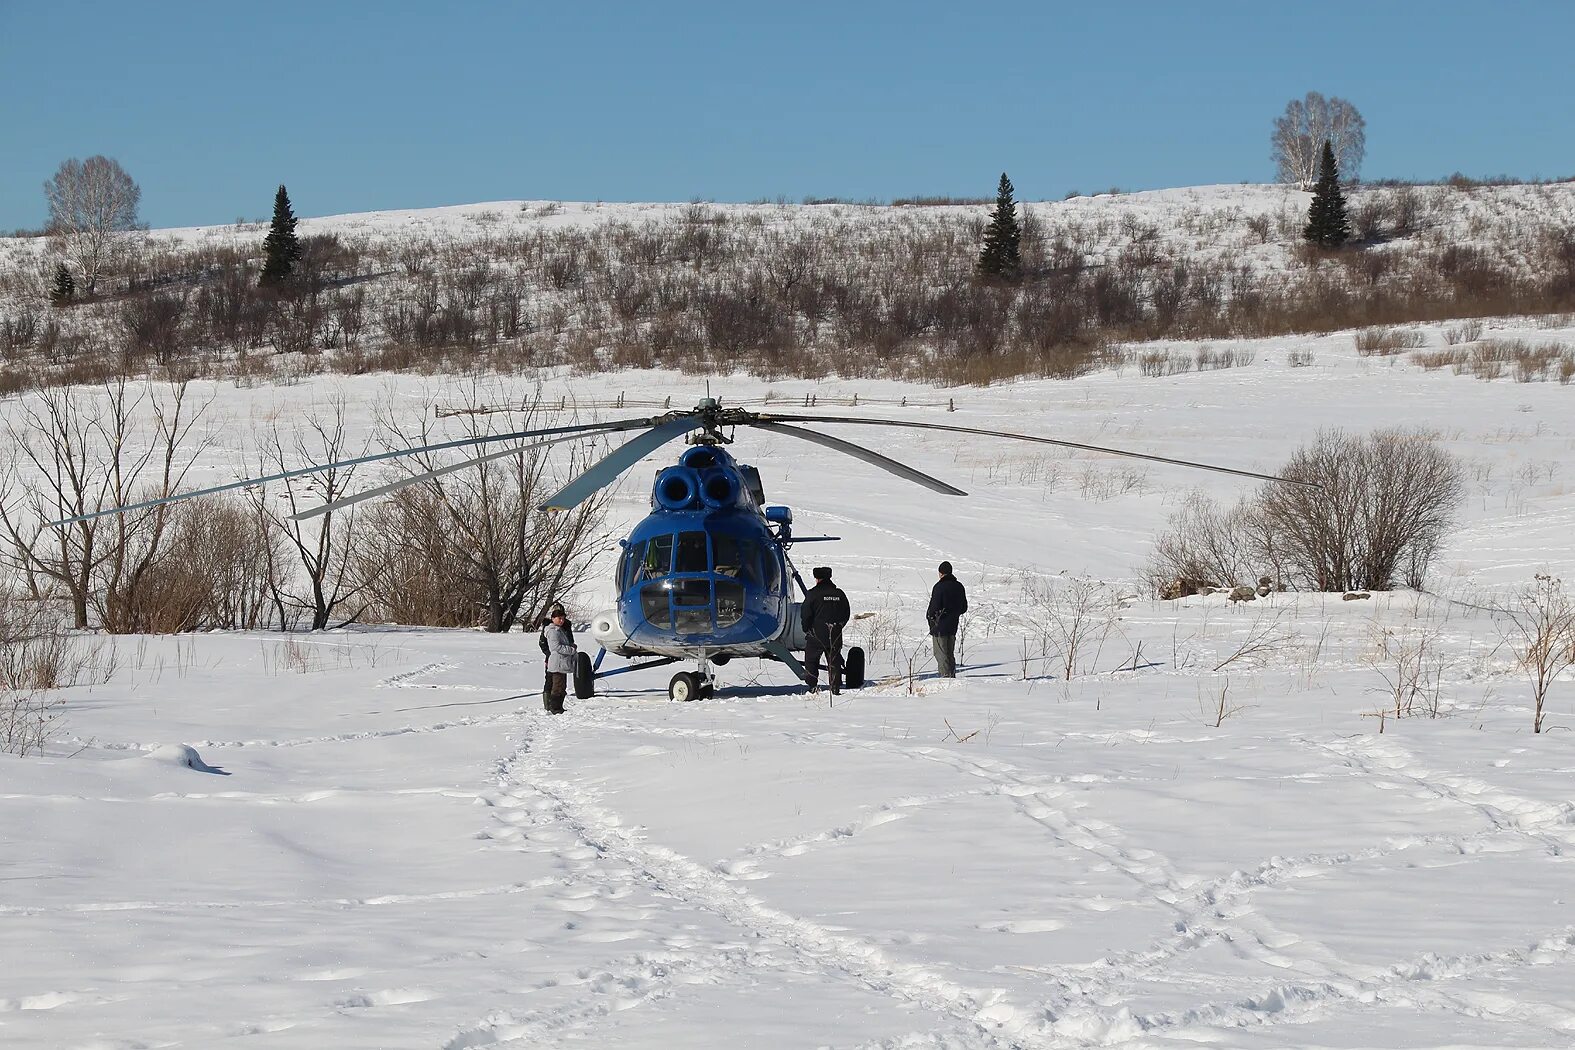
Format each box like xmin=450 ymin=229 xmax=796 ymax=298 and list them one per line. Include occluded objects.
xmin=3 ymin=181 xmax=1574 ymax=391
xmin=4 ymin=316 xmax=1575 ymax=1047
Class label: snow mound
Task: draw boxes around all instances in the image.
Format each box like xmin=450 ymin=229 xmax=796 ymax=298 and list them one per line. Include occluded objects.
xmin=142 ymin=744 xmax=227 ymax=774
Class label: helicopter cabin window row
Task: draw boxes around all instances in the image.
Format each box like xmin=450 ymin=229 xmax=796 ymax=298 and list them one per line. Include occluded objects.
xmin=620 ymin=531 xmax=778 ymax=633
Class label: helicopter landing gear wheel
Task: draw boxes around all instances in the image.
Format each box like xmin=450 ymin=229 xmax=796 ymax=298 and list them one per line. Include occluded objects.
xmin=669 ymin=671 xmax=703 ymax=702
xmin=844 ymin=646 xmax=865 ymax=689
xmin=573 ymin=652 xmax=595 ymax=699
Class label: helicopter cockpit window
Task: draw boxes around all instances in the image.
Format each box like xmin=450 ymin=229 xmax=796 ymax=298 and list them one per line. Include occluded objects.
xmin=714 ymin=580 xmax=745 ymax=627
xmin=639 ymin=582 xmax=672 ymax=628
xmin=672 ymin=578 xmax=712 ymax=634
xmin=640 ymin=535 xmax=673 ymax=580
xmin=711 ymin=534 xmax=763 ymax=586
xmin=675 ymin=532 xmax=709 ymax=574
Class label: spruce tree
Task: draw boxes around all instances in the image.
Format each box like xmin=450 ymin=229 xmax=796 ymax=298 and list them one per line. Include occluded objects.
xmin=977 ymin=172 xmax=1023 ymax=280
xmin=49 ymin=262 xmax=75 ymax=307
xmin=260 ymin=184 xmax=303 ymax=285
xmin=1303 ymin=140 xmax=1351 ymax=249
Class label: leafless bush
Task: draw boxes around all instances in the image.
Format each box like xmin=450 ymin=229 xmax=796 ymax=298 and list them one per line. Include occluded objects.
xmin=1353 ymin=327 xmax=1425 ymax=356
xmin=1259 ymin=429 xmax=1464 ymax=592
xmin=1411 ymin=348 xmax=1466 ymax=371
xmin=1151 ymin=430 xmax=1463 ymax=594
xmin=1286 ymin=348 xmax=1315 ymax=367
xmin=1211 ymin=609 xmax=1293 ymax=673
xmin=1145 ymin=491 xmax=1276 ymax=594
xmin=1443 ymin=318 xmax=1484 ymax=345
xmin=1195 ymin=345 xmax=1255 ymax=370
xmin=0 ymin=690 xmax=63 ymax=756
xmin=1496 ymin=574 xmax=1575 ymax=734
xmin=1137 ymin=350 xmax=1193 ymax=377
xmin=1365 ymin=623 xmax=1445 ymax=719
xmin=1019 ymin=573 xmax=1121 ymax=679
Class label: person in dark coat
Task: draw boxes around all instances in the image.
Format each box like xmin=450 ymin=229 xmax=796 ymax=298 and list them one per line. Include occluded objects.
xmin=926 ymin=561 xmax=968 ymax=678
xmin=539 ymin=605 xmax=577 ymax=714
xmin=800 ymin=566 xmax=851 ymax=694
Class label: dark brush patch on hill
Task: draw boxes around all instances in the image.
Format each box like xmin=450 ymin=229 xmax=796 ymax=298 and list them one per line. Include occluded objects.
xmin=1 ymin=186 xmax=1574 ymax=393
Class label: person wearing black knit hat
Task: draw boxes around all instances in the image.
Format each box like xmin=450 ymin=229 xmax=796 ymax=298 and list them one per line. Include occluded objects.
xmin=926 ymin=561 xmax=968 ymax=678
xmin=801 ymin=567 xmax=850 ymax=694
xmin=538 ymin=604 xmax=577 ymax=714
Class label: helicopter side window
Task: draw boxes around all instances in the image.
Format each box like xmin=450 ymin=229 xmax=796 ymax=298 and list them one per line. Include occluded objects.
xmin=618 ymin=541 xmax=641 ymax=591
xmin=640 ymin=535 xmax=673 ymax=580
xmin=675 ymin=532 xmax=709 ymax=574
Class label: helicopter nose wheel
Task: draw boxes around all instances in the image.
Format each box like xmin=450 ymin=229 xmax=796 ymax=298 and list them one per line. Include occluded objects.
xmin=668 ymin=671 xmax=712 ymax=702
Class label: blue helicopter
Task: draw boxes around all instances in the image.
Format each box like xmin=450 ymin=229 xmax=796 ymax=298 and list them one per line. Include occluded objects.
xmin=50 ymin=397 xmax=1304 ymax=702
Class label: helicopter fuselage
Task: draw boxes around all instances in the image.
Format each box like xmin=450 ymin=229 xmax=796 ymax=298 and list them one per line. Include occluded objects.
xmin=588 ymin=444 xmax=802 ymax=663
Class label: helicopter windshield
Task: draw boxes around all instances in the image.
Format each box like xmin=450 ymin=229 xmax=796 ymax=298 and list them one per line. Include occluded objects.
xmin=626 ymin=526 xmax=774 ymax=633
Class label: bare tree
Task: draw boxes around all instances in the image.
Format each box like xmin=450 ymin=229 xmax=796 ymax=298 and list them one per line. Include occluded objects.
xmin=246 ymin=399 xmax=372 ymax=630
xmin=43 ymin=156 xmax=143 ymax=296
xmin=1498 ymin=575 xmax=1575 ymax=734
xmin=0 ymin=381 xmax=207 ymax=630
xmin=1272 ymin=92 xmax=1366 ymax=188
xmin=358 ymin=395 xmax=614 ymax=632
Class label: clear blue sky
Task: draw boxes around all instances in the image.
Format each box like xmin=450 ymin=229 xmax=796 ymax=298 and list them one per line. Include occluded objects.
xmin=3 ymin=1 xmax=1573 ymax=231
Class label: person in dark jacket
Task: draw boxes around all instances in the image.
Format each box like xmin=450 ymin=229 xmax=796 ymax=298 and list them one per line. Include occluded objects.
xmin=800 ymin=566 xmax=851 ymax=694
xmin=539 ymin=605 xmax=577 ymax=714
xmin=926 ymin=561 xmax=968 ymax=678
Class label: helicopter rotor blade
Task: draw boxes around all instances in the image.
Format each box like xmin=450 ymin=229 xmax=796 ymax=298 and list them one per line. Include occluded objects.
xmin=747 ymin=421 xmax=967 ymax=496
xmin=756 ymin=414 xmax=1316 ymax=488
xmin=539 ymin=415 xmax=704 ymax=512
xmin=44 ymin=415 xmax=664 ymax=529
xmin=288 ymin=427 xmax=628 ymax=522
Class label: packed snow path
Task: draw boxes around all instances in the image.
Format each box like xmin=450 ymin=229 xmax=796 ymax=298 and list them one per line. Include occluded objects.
xmin=4 ymin=612 xmax=1573 ymax=1049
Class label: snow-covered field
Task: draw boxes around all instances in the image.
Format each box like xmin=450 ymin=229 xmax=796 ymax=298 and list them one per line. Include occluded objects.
xmin=4 ymin=319 xmax=1575 ymax=1048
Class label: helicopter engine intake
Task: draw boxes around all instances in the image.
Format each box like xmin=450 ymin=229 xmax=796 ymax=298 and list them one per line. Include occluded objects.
xmin=653 ymin=466 xmax=701 ymax=510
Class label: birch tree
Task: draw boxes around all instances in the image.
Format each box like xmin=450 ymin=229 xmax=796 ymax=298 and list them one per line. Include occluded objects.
xmin=1272 ymin=93 xmax=1366 ymax=189
xmin=43 ymin=156 xmax=143 ymax=296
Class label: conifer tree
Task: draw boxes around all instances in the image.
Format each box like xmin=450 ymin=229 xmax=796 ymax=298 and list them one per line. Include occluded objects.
xmin=977 ymin=172 xmax=1023 ymax=280
xmin=1303 ymin=141 xmax=1351 ymax=249
xmin=260 ymin=184 xmax=303 ymax=285
xmin=49 ymin=262 xmax=75 ymax=307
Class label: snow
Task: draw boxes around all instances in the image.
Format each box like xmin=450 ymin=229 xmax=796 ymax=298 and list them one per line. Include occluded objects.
xmin=4 ymin=207 xmax=1575 ymax=1047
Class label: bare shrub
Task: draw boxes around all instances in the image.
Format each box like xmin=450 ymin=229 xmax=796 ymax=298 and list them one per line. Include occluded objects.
xmin=1411 ymin=348 xmax=1466 ymax=371
xmin=149 ymin=498 xmax=281 ymax=630
xmin=1151 ymin=430 xmax=1464 ymax=594
xmin=1365 ymin=623 xmax=1445 ymax=719
xmin=1496 ymin=574 xmax=1575 ymax=734
xmin=1145 ymin=491 xmax=1272 ymax=592
xmin=1354 ymin=327 xmax=1424 ymax=356
xmin=1019 ymin=573 xmax=1121 ymax=679
xmin=1259 ymin=429 xmax=1465 ymax=592
xmin=1442 ymin=319 xmax=1484 ymax=346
